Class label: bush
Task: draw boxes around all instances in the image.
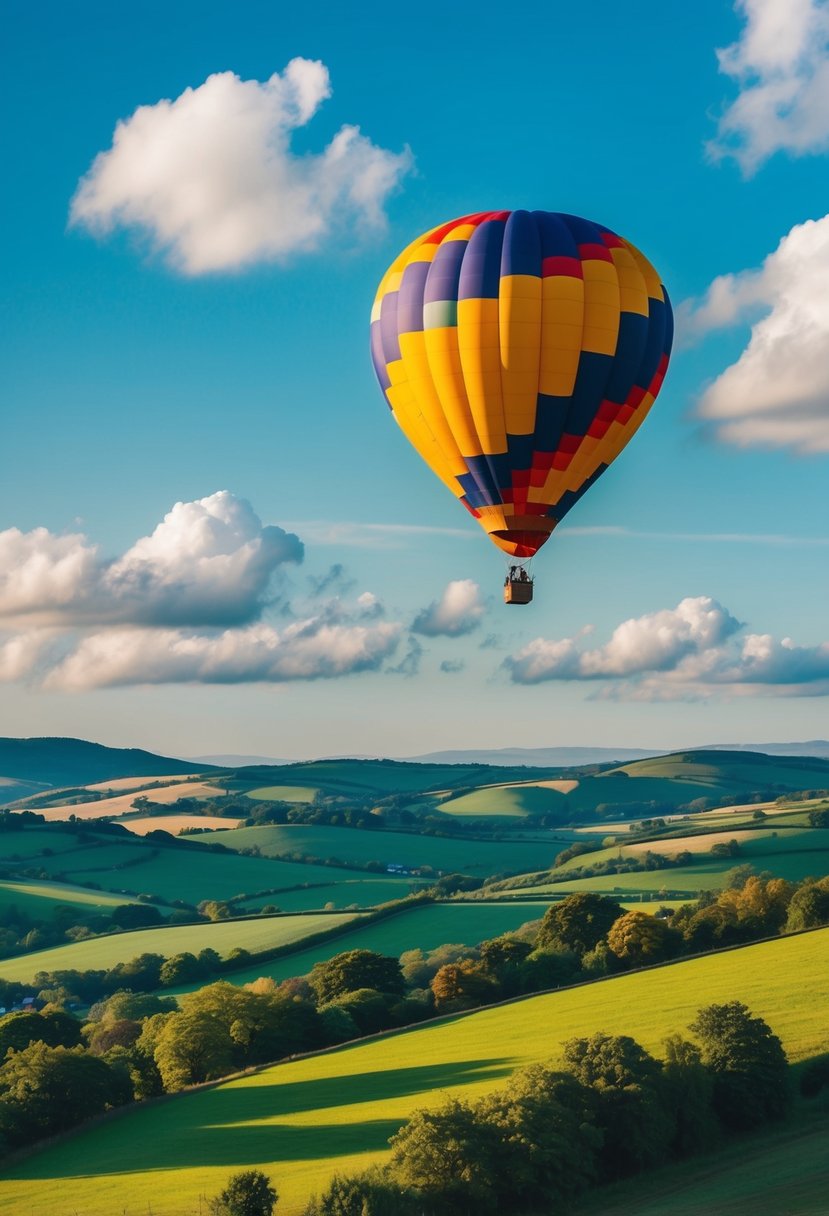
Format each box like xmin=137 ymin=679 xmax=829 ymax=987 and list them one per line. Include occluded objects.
xmin=208 ymin=1170 xmax=278 ymax=1216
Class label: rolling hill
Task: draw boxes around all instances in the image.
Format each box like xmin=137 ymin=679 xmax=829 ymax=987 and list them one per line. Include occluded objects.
xmin=0 ymin=738 xmax=215 ymax=805
xmin=2 ymin=926 xmax=825 ymax=1215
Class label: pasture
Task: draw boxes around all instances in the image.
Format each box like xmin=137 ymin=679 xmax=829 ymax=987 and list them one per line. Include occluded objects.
xmin=169 ymin=901 xmax=549 ymax=994
xmin=192 ymin=823 xmax=566 ymax=876
xmin=0 ymin=911 xmax=360 ymax=984
xmin=437 ymin=785 xmax=567 ymax=819
xmin=0 ymin=878 xmax=141 ymax=920
xmin=246 ymin=786 xmax=318 ymax=803
xmin=120 ymin=814 xmax=243 ymax=836
xmin=2 ymin=927 xmax=826 ymax=1215
xmin=31 ymin=837 xmax=415 ymax=906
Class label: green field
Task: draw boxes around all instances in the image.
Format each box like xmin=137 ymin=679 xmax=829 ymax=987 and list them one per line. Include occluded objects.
xmin=437 ymin=785 xmax=567 ymax=819
xmin=0 ymin=912 xmax=360 ymax=985
xmin=169 ymin=901 xmax=549 ymax=994
xmin=0 ymin=878 xmax=141 ymax=920
xmin=246 ymin=786 xmax=319 ymax=803
xmin=195 ymin=823 xmax=566 ymax=876
xmin=29 ymin=837 xmax=415 ymax=906
xmin=575 ymin=1110 xmax=829 ymax=1215
xmin=0 ymin=827 xmax=85 ymax=860
xmin=238 ymin=877 xmax=429 ymax=913
xmin=3 ymin=927 xmax=826 ymax=1215
xmin=230 ymin=758 xmax=567 ymax=797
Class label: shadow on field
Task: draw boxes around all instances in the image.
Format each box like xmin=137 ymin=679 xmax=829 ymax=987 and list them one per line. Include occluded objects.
xmin=9 ymin=1057 xmax=513 ymax=1177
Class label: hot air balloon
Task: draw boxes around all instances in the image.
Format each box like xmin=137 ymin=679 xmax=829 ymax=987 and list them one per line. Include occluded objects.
xmin=370 ymin=210 xmax=673 ymax=604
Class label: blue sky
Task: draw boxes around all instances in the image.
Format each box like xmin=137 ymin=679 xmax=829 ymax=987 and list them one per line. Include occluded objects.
xmin=2 ymin=0 xmax=829 ymax=758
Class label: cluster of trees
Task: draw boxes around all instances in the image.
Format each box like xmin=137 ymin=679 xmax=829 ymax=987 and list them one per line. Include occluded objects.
xmin=0 ymin=898 xmax=165 ymax=961
xmin=303 ymin=1004 xmax=790 ymax=1215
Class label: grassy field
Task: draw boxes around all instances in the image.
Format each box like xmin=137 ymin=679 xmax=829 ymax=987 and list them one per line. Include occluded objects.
xmin=169 ymin=901 xmax=550 ymax=994
xmin=0 ymin=827 xmax=87 ymax=860
xmin=437 ymin=785 xmax=568 ymax=819
xmin=246 ymin=786 xmax=319 ymax=803
xmin=575 ymin=1109 xmax=829 ymax=1215
xmin=30 ymin=837 xmax=416 ymax=906
xmin=0 ymin=911 xmax=360 ymax=984
xmin=229 ymin=758 xmax=567 ymax=797
xmin=0 ymin=878 xmax=141 ymax=920
xmin=237 ymin=877 xmax=431 ymax=913
xmin=2 ymin=927 xmax=826 ymax=1215
xmin=193 ymin=823 xmax=567 ymax=876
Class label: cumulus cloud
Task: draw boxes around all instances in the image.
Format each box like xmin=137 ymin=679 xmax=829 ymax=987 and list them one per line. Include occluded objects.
xmin=440 ymin=659 xmax=465 ymax=674
xmin=683 ymin=214 xmax=829 ymax=452
xmin=70 ymin=59 xmax=412 ymax=273
xmin=412 ymin=580 xmax=485 ymax=638
xmin=503 ymin=595 xmax=829 ymax=698
xmin=0 ymin=493 xmax=412 ymax=690
xmin=710 ymin=0 xmax=829 ymax=173
xmin=45 ymin=617 xmax=402 ymax=690
xmin=0 ymin=491 xmax=302 ymax=627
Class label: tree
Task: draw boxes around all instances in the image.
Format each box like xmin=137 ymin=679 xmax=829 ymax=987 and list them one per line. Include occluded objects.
xmin=690 ymin=1002 xmax=789 ymax=1130
xmin=0 ymin=1042 xmax=129 ymax=1147
xmin=209 ymin=1170 xmax=278 ymax=1216
xmin=562 ymin=1033 xmax=672 ymax=1178
xmin=152 ymin=1009 xmax=234 ymax=1090
xmin=430 ymin=961 xmax=499 ymax=1012
xmin=536 ymin=893 xmax=624 ymax=956
xmin=785 ymin=879 xmax=829 ymax=931
xmin=661 ymin=1034 xmax=717 ymax=1157
xmin=0 ymin=1009 xmax=82 ymax=1056
xmin=309 ymin=951 xmax=404 ymax=1003
xmin=303 ymin=1170 xmax=415 ymax=1216
xmin=606 ymin=911 xmax=681 ymax=968
xmin=159 ymin=952 xmax=205 ymax=987
xmin=477 ymin=1066 xmax=601 ymax=1205
xmin=388 ymin=1097 xmax=503 ymax=1212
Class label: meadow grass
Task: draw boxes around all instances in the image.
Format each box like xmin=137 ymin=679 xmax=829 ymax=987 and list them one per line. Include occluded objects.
xmin=169 ymin=901 xmax=550 ymax=994
xmin=246 ymin=786 xmax=319 ymax=803
xmin=0 ymin=878 xmax=140 ymax=919
xmin=0 ymin=912 xmax=360 ymax=984
xmin=0 ymin=827 xmax=86 ymax=860
xmin=195 ymin=823 xmax=566 ymax=876
xmin=2 ymin=927 xmax=826 ymax=1215
xmin=238 ymin=877 xmax=430 ymax=913
xmin=438 ymin=785 xmax=567 ymax=818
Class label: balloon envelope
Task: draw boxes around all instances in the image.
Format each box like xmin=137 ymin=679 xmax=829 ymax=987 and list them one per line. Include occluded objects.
xmin=370 ymin=210 xmax=673 ymax=558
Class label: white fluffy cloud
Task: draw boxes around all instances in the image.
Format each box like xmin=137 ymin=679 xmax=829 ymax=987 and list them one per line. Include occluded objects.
xmin=710 ymin=0 xmax=829 ymax=172
xmin=412 ymin=580 xmax=486 ymax=638
xmin=0 ymin=493 xmax=412 ymax=689
xmin=70 ymin=59 xmax=412 ymax=273
xmin=504 ymin=596 xmax=829 ymax=698
xmin=682 ymin=214 xmax=829 ymax=452
xmin=0 ymin=491 xmax=302 ymax=627
xmin=45 ymin=617 xmax=402 ymax=690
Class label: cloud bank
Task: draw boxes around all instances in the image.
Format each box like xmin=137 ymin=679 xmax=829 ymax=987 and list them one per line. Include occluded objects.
xmin=710 ymin=0 xmax=829 ymax=173
xmin=0 ymin=493 xmax=404 ymax=688
xmin=0 ymin=491 xmax=302 ymax=627
xmin=70 ymin=59 xmax=412 ymax=273
xmin=504 ymin=595 xmax=829 ymax=698
xmin=412 ymin=580 xmax=485 ymax=637
xmin=682 ymin=214 xmax=829 ymax=453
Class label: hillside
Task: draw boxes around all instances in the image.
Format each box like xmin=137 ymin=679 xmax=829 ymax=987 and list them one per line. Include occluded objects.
xmin=2 ymin=927 xmax=826 ymax=1215
xmin=0 ymin=738 xmax=214 ymax=805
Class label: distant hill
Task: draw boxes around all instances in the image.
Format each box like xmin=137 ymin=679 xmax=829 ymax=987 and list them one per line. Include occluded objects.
xmin=403 ymin=741 xmax=829 ymax=766
xmin=403 ymin=746 xmax=661 ymax=767
xmin=191 ymin=753 xmax=291 ymax=768
xmin=0 ymin=737 xmax=215 ymax=805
